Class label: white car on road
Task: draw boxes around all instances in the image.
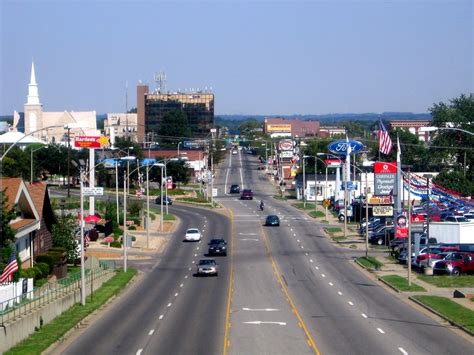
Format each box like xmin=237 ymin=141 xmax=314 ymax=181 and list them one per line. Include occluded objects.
xmin=185 ymin=228 xmax=202 ymax=242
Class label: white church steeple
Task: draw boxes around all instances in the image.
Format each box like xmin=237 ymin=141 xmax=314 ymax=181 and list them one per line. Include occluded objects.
xmin=27 ymin=61 xmax=41 ymax=105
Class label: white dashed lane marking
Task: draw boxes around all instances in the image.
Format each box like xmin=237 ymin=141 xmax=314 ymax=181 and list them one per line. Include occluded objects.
xmin=174 ymin=293 xmax=179 ymax=297
xmin=377 ymin=328 xmax=385 ymax=334
xmin=398 ymin=347 xmax=408 ymax=355
xmin=329 ymin=282 xmax=333 ymax=286
xmin=167 ymin=303 xmax=172 ymax=307
xmin=137 ymin=349 xmax=143 ymax=355
xmin=309 ymin=259 xmax=313 ymax=263
xmin=321 ymin=274 xmax=326 ymax=278
xmin=338 ymin=291 xmax=343 ymax=296
xmin=159 ymin=314 xmax=164 ymax=320
xmin=148 ymin=329 xmax=155 ymax=335
xmin=361 ymin=313 xmax=368 ymax=318
xmin=348 ymin=301 xmax=354 ymax=306
xmin=180 ymin=283 xmax=184 ymax=288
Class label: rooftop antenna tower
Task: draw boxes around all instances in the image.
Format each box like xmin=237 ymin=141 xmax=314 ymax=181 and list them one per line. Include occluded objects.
xmin=154 ymin=70 xmax=167 ymax=93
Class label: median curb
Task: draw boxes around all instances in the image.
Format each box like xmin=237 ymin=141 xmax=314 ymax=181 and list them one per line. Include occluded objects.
xmin=408 ymin=296 xmax=474 ymax=336
xmin=377 ymin=277 xmax=402 ymax=293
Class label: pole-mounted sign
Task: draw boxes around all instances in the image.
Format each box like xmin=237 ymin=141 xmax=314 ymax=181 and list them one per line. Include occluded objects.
xmin=327 ymin=140 xmax=364 ymax=156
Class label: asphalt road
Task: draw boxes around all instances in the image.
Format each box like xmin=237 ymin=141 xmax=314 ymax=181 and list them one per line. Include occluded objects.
xmin=56 ymin=149 xmax=474 ymax=355
xmin=57 ymin=204 xmax=231 ymax=355
xmin=216 ymin=149 xmax=474 ymax=354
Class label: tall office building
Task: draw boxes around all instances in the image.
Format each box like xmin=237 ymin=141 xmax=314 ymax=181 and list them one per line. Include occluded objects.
xmin=137 ymin=84 xmax=214 ymax=140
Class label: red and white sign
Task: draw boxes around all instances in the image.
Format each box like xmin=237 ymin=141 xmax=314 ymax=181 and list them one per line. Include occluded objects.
xmin=374 ymin=161 xmax=397 ymax=174
xmin=166 ymin=177 xmax=173 ymax=189
xmin=395 ymin=214 xmax=408 ymax=238
xmin=325 ymin=159 xmax=342 ymax=167
xmin=279 ymin=140 xmax=293 ymax=151
xmin=74 ymin=136 xmax=109 ymax=148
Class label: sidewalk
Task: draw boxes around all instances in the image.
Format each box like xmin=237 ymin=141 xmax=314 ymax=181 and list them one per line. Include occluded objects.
xmin=85 ymin=215 xmax=178 ymax=259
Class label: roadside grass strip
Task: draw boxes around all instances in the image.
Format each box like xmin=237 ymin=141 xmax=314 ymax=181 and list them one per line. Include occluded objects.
xmin=325 ymin=227 xmax=342 ymax=236
xmin=308 ymin=210 xmax=325 ymax=218
xmin=411 ymin=295 xmax=474 ymax=333
xmin=332 ymin=236 xmax=347 ymax=242
xmin=356 ymin=256 xmax=383 ymax=271
xmin=5 ymin=268 xmax=137 ymax=355
xmin=292 ymin=202 xmax=316 ymax=210
xmin=418 ymin=275 xmax=474 ymax=288
xmin=380 ymin=275 xmax=426 ymax=292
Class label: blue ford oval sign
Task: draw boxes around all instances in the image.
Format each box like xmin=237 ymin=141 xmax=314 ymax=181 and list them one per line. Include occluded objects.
xmin=327 ymin=140 xmax=364 ymax=155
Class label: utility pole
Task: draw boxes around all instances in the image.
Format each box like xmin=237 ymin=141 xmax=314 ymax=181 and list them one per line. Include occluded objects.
xmin=67 ymin=127 xmax=71 ymax=197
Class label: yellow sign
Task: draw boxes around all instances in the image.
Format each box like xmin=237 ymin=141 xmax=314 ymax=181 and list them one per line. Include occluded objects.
xmin=267 ymin=124 xmax=292 ymax=132
xmin=322 ymin=199 xmax=330 ymax=208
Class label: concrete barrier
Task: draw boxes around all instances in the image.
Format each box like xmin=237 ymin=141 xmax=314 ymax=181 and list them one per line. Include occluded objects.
xmin=0 ymin=268 xmax=114 ymax=353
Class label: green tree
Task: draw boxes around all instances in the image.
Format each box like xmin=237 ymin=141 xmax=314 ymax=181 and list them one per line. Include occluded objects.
xmin=52 ymin=215 xmax=79 ymax=263
xmin=429 ymin=94 xmax=474 ymax=192
xmin=158 ymin=109 xmax=192 ymax=146
xmin=167 ymin=160 xmax=191 ymax=185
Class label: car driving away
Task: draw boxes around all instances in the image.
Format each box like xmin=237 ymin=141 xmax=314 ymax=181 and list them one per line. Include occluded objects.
xmin=196 ymin=259 xmax=218 ymax=276
xmin=184 ymin=228 xmax=202 ymax=242
xmin=155 ymin=196 xmax=173 ymax=205
xmin=265 ymin=215 xmax=280 ymax=226
xmin=208 ymin=238 xmax=227 ymax=256
xmin=240 ymin=189 xmax=253 ymax=200
xmin=229 ymin=184 xmax=240 ymax=194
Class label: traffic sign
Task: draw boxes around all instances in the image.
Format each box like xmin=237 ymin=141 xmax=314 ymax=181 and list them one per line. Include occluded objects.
xmin=83 ymin=187 xmax=104 ymax=196
xmin=322 ymin=199 xmax=330 ymax=208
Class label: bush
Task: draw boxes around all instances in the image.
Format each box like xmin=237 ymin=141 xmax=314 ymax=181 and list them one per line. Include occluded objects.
xmin=128 ymin=201 xmax=142 ymax=217
xmin=110 ymin=241 xmax=122 ymax=248
xmin=24 ymin=268 xmax=36 ymax=279
xmin=47 ymin=251 xmax=65 ymax=265
xmin=131 ymin=236 xmax=136 ymax=242
xmin=49 ymin=246 xmax=67 ymax=253
xmin=36 ymin=255 xmax=54 ymax=273
xmin=30 ymin=266 xmax=43 ymax=280
xmin=36 ymin=262 xmax=50 ymax=278
xmin=128 ymin=225 xmax=136 ymax=230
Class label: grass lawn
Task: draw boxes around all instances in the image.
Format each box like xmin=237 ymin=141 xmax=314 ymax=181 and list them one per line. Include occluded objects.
xmin=293 ymin=202 xmax=317 ymax=210
xmin=325 ymin=227 xmax=342 ymax=234
xmin=308 ymin=210 xmax=325 ymax=218
xmin=380 ymin=275 xmax=426 ymax=292
xmin=333 ymin=236 xmax=347 ymax=242
xmin=412 ymin=295 xmax=474 ymax=332
xmin=5 ymin=268 xmax=137 ymax=355
xmin=418 ymin=275 xmax=474 ymax=288
xmin=357 ymin=256 xmax=383 ymax=270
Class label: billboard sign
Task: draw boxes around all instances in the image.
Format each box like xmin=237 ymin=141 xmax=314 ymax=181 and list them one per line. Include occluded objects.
xmin=82 ymin=187 xmax=104 ymax=196
xmin=375 ymin=173 xmax=396 ymax=195
xmin=74 ymin=136 xmax=109 ymax=148
xmin=280 ymin=150 xmax=293 ymax=159
xmin=268 ymin=124 xmax=292 ymax=133
xmin=373 ymin=205 xmax=393 ymax=216
xmin=279 ymin=140 xmax=293 ymax=151
xmin=395 ymin=214 xmax=409 ymax=238
xmin=327 ymin=140 xmax=364 ymax=156
xmin=166 ymin=177 xmax=173 ymax=189
xmin=374 ymin=161 xmax=397 ymax=174
xmin=369 ymin=195 xmax=392 ymax=205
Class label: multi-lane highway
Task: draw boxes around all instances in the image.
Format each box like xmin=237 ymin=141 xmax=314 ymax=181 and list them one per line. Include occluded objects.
xmin=58 ymin=149 xmax=474 ymax=355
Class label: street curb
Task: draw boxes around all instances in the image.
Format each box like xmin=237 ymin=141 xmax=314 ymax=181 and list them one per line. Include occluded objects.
xmin=353 ymin=258 xmax=379 ymax=274
xmin=377 ymin=277 xmax=402 ymax=293
xmin=408 ymin=296 xmax=474 ymax=336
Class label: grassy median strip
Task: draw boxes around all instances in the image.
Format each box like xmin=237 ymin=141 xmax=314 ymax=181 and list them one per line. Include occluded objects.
xmin=380 ymin=275 xmax=426 ymax=292
xmin=6 ymin=268 xmax=137 ymax=355
xmin=357 ymin=256 xmax=383 ymax=270
xmin=412 ymin=295 xmax=474 ymax=332
xmin=418 ymin=274 xmax=474 ymax=288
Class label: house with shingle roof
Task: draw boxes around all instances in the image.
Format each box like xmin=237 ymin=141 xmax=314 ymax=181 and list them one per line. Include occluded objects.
xmin=0 ymin=178 xmax=40 ymax=268
xmin=27 ymin=182 xmax=55 ymax=257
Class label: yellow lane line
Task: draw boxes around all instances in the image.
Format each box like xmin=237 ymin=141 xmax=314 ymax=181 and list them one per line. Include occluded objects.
xmin=223 ymin=208 xmax=235 ymax=355
xmin=260 ymin=224 xmax=321 ymax=355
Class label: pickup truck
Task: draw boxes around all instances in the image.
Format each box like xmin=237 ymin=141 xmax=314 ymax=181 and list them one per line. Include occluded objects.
xmin=433 ymin=252 xmax=474 ymax=276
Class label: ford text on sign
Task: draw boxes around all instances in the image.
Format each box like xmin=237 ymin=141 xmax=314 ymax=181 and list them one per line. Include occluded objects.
xmin=327 ymin=140 xmax=364 ymax=156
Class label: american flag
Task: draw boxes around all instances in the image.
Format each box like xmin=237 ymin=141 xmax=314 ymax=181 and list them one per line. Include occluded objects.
xmin=378 ymin=120 xmax=393 ymax=155
xmin=0 ymin=247 xmax=19 ymax=283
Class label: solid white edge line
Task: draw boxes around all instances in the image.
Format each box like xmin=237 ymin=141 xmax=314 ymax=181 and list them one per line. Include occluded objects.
xmin=377 ymin=328 xmax=385 ymax=334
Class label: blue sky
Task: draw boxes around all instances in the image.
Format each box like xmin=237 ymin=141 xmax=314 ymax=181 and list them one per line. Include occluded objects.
xmin=0 ymin=0 xmax=472 ymax=116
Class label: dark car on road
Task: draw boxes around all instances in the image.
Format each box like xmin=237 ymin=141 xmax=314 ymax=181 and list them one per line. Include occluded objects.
xmin=265 ymin=215 xmax=280 ymax=226
xmin=240 ymin=189 xmax=253 ymax=200
xmin=155 ymin=196 xmax=173 ymax=205
xmin=230 ymin=184 xmax=240 ymax=194
xmin=208 ymin=238 xmax=227 ymax=256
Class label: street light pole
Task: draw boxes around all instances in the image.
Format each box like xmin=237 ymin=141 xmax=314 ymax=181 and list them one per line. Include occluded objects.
xmin=146 ymin=164 xmax=150 ymax=249
xmin=123 ymin=174 xmax=128 ymax=272
xmin=302 ymin=157 xmax=306 ymax=208
xmin=79 ymin=167 xmax=86 ymax=306
xmin=314 ymin=157 xmax=317 ymax=214
xmin=115 ymin=160 xmax=119 ymax=225
xmin=407 ymin=169 xmax=412 ymax=286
